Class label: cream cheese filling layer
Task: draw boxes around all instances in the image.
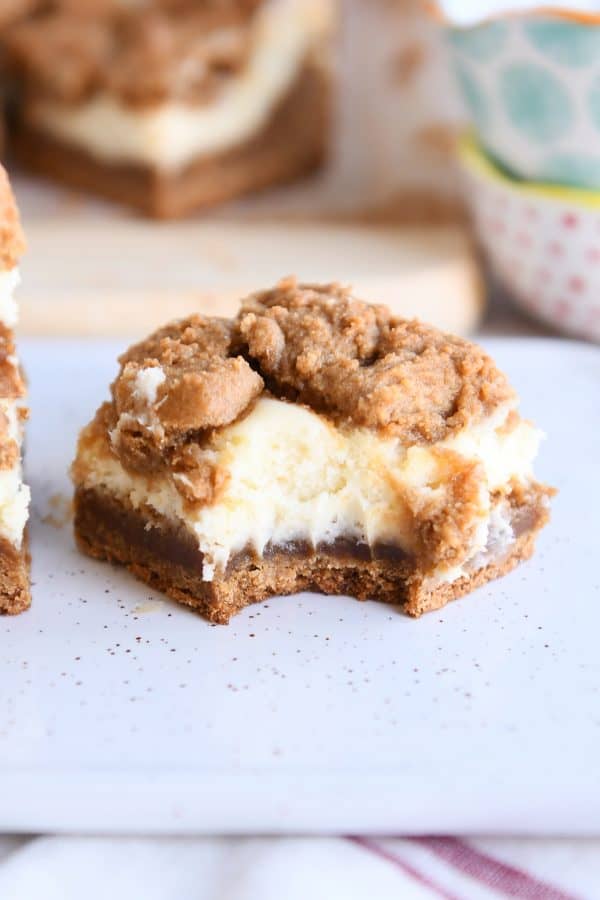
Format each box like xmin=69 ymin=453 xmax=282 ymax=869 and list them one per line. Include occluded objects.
xmin=0 ymin=398 xmax=29 ymax=549
xmin=0 ymin=267 xmax=28 ymax=549
xmin=26 ymin=0 xmax=332 ymax=171
xmin=0 ymin=268 xmax=20 ymax=329
xmin=77 ymin=396 xmax=542 ymax=583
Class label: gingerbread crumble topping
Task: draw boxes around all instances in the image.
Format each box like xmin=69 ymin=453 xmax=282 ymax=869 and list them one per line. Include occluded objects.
xmin=238 ymin=279 xmax=514 ymax=443
xmin=102 ymin=279 xmax=515 ymax=492
xmin=0 ymin=324 xmax=25 ymax=399
xmin=5 ymin=1 xmax=264 ymax=107
xmin=0 ymin=433 xmax=19 ymax=471
xmin=403 ymin=449 xmax=484 ymax=571
xmin=110 ymin=316 xmax=262 ymax=474
xmin=0 ymin=166 xmax=25 ymax=271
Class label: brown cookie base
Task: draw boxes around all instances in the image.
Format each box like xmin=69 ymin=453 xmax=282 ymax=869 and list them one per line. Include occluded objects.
xmin=74 ymin=486 xmax=548 ymax=624
xmin=10 ymin=62 xmax=329 ymax=219
xmin=0 ymin=531 xmax=30 ymax=615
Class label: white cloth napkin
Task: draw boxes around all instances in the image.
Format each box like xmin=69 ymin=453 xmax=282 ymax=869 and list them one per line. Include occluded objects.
xmin=0 ymin=835 xmax=597 ymax=900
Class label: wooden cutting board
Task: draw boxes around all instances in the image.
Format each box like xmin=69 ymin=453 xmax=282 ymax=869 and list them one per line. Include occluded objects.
xmin=17 ymin=221 xmax=483 ymax=337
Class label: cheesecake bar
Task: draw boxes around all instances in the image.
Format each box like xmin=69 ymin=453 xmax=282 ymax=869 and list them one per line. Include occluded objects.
xmin=72 ymin=279 xmax=552 ymax=623
xmin=6 ymin=0 xmax=333 ymax=217
xmin=0 ymin=164 xmax=30 ymax=613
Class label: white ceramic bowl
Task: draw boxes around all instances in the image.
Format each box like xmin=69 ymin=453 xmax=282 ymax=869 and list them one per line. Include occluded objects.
xmin=459 ymin=133 xmax=600 ymax=341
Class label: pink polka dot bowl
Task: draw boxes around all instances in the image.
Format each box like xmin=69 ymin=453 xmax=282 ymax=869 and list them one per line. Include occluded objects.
xmin=459 ymin=132 xmax=600 ymax=342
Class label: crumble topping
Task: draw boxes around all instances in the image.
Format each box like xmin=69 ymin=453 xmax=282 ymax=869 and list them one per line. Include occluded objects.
xmin=110 ymin=316 xmax=262 ymax=473
xmin=238 ymin=279 xmax=514 ymax=442
xmin=401 ymin=449 xmax=485 ymax=571
xmin=0 ymin=324 xmax=25 ymax=400
xmin=0 ymin=400 xmax=20 ymax=473
xmin=0 ymin=167 xmax=26 ymax=271
xmin=0 ymin=434 xmax=19 ymax=471
xmin=6 ymin=1 xmax=264 ymax=107
xmin=106 ymin=278 xmax=515 ymax=481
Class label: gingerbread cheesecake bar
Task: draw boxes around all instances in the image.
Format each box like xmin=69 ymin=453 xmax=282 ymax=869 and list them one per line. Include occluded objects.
xmin=6 ymin=0 xmax=333 ymax=217
xmin=72 ymin=279 xmax=552 ymax=623
xmin=0 ymin=164 xmax=29 ymax=613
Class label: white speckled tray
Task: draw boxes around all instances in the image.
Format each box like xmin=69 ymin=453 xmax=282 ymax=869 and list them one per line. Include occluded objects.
xmin=1 ymin=337 xmax=598 ymax=835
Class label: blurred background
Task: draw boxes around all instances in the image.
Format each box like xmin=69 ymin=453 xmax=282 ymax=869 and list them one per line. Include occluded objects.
xmin=0 ymin=0 xmax=599 ymax=344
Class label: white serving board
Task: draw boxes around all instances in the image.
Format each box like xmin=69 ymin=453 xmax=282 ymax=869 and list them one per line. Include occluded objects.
xmin=1 ymin=336 xmax=598 ymax=835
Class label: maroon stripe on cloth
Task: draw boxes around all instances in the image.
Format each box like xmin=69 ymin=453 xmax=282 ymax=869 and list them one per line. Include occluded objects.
xmin=347 ymin=836 xmax=465 ymax=900
xmin=412 ymin=837 xmax=580 ymax=900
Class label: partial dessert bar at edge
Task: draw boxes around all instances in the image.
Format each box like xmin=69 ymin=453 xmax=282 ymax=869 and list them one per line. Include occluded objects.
xmin=72 ymin=279 xmax=553 ymax=623
xmin=5 ymin=0 xmax=334 ymax=218
xmin=0 ymin=164 xmax=30 ymax=613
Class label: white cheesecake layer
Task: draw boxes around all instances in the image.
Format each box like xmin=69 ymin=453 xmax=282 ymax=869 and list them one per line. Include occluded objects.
xmin=0 ymin=265 xmax=28 ymax=549
xmin=0 ymin=399 xmax=29 ymax=549
xmin=0 ymin=268 xmax=20 ymax=329
xmin=27 ymin=0 xmax=332 ymax=171
xmin=77 ymin=396 xmax=542 ymax=582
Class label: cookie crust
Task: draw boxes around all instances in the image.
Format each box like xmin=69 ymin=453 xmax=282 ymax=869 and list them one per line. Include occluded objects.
xmin=0 ymin=531 xmax=30 ymax=614
xmin=74 ymin=486 xmax=549 ymax=624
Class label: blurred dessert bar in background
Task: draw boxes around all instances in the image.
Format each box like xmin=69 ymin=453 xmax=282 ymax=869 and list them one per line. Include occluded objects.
xmin=4 ymin=0 xmax=334 ymax=217
xmin=0 ymin=0 xmax=469 ymax=224
xmin=0 ymin=164 xmax=30 ymax=613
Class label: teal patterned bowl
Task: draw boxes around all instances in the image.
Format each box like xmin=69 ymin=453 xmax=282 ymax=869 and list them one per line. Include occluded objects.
xmin=445 ymin=12 xmax=600 ymax=189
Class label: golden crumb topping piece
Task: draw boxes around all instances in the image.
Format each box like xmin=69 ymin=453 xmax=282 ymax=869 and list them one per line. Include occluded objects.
xmin=110 ymin=316 xmax=263 ymax=472
xmin=238 ymin=278 xmax=514 ymax=443
xmin=0 ymin=166 xmax=25 ymax=271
